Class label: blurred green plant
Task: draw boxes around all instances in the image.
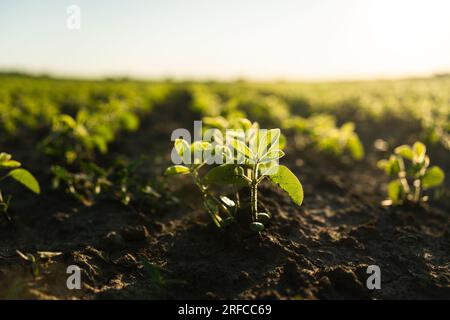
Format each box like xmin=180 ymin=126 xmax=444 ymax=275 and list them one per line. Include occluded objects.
xmin=226 ymin=93 xmax=290 ymax=126
xmin=42 ymin=102 xmax=139 ymax=164
xmin=51 ymin=162 xmax=110 ymax=206
xmin=377 ymin=141 xmax=445 ymax=205
xmin=0 ymin=153 xmax=40 ymax=216
xmin=284 ymin=114 xmax=364 ymax=160
xmin=421 ymin=107 xmax=450 ymax=150
xmin=190 ymin=86 xmax=223 ymax=117
xmin=52 ymin=159 xmax=162 ymax=207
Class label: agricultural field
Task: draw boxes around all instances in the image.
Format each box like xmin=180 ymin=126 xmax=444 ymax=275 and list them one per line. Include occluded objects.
xmin=0 ymin=73 xmax=449 ymax=299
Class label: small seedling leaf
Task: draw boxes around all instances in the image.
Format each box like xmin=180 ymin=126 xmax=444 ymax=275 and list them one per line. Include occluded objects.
xmin=412 ymin=141 xmax=426 ymax=164
xmin=249 ymin=222 xmax=265 ymax=232
xmin=257 ymin=129 xmax=281 ymax=158
xmin=9 ymin=169 xmax=40 ymax=194
xmin=0 ymin=160 xmax=21 ymax=168
xmin=394 ymin=145 xmax=413 ymax=160
xmin=164 ymin=165 xmax=190 ymax=176
xmin=260 ymin=150 xmax=285 ymax=163
xmin=387 ymin=180 xmax=402 ymax=202
xmin=259 ymin=161 xmax=280 ymax=176
xmin=0 ymin=153 xmax=12 ymax=163
xmin=175 ymin=139 xmax=190 ymax=158
xmin=203 ymin=164 xmax=248 ymax=186
xmin=203 ymin=116 xmax=229 ymax=130
xmin=378 ymin=155 xmax=401 ymax=176
xmin=230 ymin=138 xmax=253 ymax=160
xmin=190 ymin=141 xmax=211 ymax=153
xmin=347 ymin=135 xmax=364 ymax=160
xmin=269 ymin=165 xmax=303 ymax=206
xmin=422 ymin=166 xmax=445 ymax=189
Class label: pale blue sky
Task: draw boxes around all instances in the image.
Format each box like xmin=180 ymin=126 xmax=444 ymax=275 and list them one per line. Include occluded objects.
xmin=1 ymin=0 xmax=450 ymax=80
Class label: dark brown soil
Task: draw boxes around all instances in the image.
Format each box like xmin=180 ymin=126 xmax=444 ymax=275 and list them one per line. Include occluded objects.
xmin=0 ymin=105 xmax=449 ymax=300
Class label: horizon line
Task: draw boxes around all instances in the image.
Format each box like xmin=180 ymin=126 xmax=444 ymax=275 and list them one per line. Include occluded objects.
xmin=1 ymin=68 xmax=449 ymax=83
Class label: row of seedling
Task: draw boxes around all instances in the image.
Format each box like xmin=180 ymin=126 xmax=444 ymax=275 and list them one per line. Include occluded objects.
xmin=165 ymin=117 xmax=445 ymax=232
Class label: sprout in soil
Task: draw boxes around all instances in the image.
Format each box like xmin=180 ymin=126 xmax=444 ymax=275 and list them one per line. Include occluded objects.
xmin=165 ymin=119 xmax=303 ymax=232
xmin=0 ymin=152 xmax=40 ymax=216
xmin=377 ymin=141 xmax=445 ymax=205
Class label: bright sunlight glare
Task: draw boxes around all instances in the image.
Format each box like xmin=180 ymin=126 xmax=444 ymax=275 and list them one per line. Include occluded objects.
xmin=0 ymin=0 xmax=449 ymax=80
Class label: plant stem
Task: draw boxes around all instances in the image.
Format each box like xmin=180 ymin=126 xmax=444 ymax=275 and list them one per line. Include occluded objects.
xmin=233 ymin=185 xmax=240 ymax=208
xmin=251 ymin=183 xmax=257 ymax=221
xmin=413 ymin=178 xmax=421 ymax=203
xmin=397 ymin=158 xmax=410 ymax=198
xmin=250 ymin=163 xmax=259 ymax=222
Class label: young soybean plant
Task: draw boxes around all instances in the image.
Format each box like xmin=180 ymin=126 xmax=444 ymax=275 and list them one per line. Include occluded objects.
xmin=377 ymin=141 xmax=445 ymax=205
xmin=205 ymin=125 xmax=303 ymax=232
xmin=0 ymin=153 xmax=40 ymax=215
xmin=165 ymin=119 xmax=304 ymax=232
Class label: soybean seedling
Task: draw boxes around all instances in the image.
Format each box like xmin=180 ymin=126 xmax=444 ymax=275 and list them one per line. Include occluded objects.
xmin=377 ymin=141 xmax=445 ymax=205
xmin=0 ymin=153 xmax=40 ymax=216
xmin=165 ymin=118 xmax=304 ymax=233
xmin=204 ymin=124 xmax=303 ymax=232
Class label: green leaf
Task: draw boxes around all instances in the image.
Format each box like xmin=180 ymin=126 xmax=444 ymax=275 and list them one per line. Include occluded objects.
xmin=257 ymin=128 xmax=281 ymax=158
xmin=92 ymin=135 xmax=108 ymax=154
xmin=56 ymin=114 xmax=77 ymax=129
xmin=347 ymin=135 xmax=364 ymax=160
xmin=266 ymin=128 xmax=281 ymax=150
xmin=394 ymin=145 xmax=413 ymax=160
xmin=0 ymin=153 xmax=21 ymax=168
xmin=278 ymin=133 xmax=287 ymax=151
xmin=203 ymin=164 xmax=248 ymax=186
xmin=268 ymin=165 xmax=303 ymax=206
xmin=211 ymin=129 xmax=224 ymax=145
xmin=190 ymin=141 xmax=211 ymax=164
xmin=247 ymin=127 xmax=259 ymax=154
xmin=249 ymin=222 xmax=265 ymax=232
xmin=190 ymin=141 xmax=211 ymax=153
xmin=259 ymin=150 xmax=285 ymax=163
xmin=202 ymin=116 xmax=229 ymax=130
xmin=259 ymin=161 xmax=280 ymax=176
xmin=378 ymin=155 xmax=401 ymax=176
xmin=9 ymin=169 xmax=40 ymax=194
xmin=175 ymin=139 xmax=190 ymax=157
xmin=229 ymin=138 xmax=253 ymax=160
xmin=341 ymin=122 xmax=355 ymax=134
xmin=412 ymin=141 xmax=426 ymax=164
xmin=387 ymin=180 xmax=403 ymax=203
xmin=422 ymin=166 xmax=445 ymax=189
xmin=164 ymin=165 xmax=190 ymax=176
xmin=51 ymin=165 xmax=70 ymax=180
xmin=0 ymin=160 xmax=21 ymax=168
xmin=0 ymin=153 xmax=12 ymax=163
xmin=238 ymin=118 xmax=252 ymax=130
